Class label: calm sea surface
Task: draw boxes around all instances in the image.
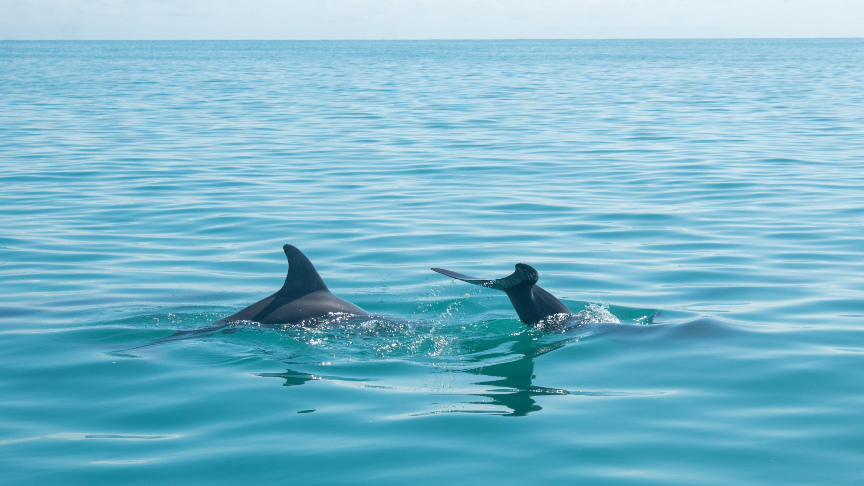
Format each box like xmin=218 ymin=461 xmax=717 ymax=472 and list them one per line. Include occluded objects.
xmin=1 ymin=40 xmax=863 ymax=485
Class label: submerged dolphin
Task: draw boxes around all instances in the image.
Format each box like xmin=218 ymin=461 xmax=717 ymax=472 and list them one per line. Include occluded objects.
xmin=431 ymin=264 xmax=570 ymax=325
xmin=216 ymin=244 xmax=370 ymax=325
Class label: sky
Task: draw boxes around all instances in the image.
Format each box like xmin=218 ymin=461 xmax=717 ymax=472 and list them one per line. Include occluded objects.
xmin=1 ymin=0 xmax=862 ymax=40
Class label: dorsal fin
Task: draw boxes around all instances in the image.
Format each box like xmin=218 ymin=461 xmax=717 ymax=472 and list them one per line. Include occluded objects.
xmin=281 ymin=244 xmax=328 ymax=293
xmin=250 ymin=245 xmax=329 ymax=323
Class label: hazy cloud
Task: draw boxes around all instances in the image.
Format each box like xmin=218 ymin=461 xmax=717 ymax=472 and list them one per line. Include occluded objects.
xmin=1 ymin=0 xmax=862 ymax=39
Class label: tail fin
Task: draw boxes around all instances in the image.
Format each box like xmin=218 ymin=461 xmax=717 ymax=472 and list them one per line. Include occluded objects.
xmin=432 ymin=264 xmax=538 ymax=291
xmin=431 ymin=263 xmax=569 ymax=325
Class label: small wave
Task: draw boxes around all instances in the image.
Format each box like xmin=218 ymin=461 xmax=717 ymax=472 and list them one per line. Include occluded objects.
xmin=46 ymin=433 xmax=182 ymax=441
xmin=90 ymin=458 xmax=161 ymax=465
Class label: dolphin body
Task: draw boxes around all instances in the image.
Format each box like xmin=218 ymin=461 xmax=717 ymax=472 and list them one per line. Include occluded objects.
xmin=219 ymin=244 xmax=570 ymax=326
xmin=128 ymin=246 xmax=571 ymax=351
xmin=218 ymin=244 xmax=570 ymax=326
xmin=431 ymin=264 xmax=570 ymax=325
xmin=215 ymin=244 xmax=370 ymax=325
xmin=138 ymin=246 xmax=570 ymax=351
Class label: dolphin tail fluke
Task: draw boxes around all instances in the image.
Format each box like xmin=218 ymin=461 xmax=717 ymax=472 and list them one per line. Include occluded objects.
xmin=431 ymin=264 xmax=569 ymax=325
xmin=431 ymin=264 xmax=538 ymax=291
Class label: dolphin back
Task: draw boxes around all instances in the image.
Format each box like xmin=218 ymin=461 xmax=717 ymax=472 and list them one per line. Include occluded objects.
xmin=245 ymin=245 xmax=333 ymax=322
xmin=431 ymin=264 xmax=570 ymax=325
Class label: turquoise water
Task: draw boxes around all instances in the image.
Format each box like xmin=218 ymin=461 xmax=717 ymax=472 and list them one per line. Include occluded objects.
xmin=2 ymin=40 xmax=864 ymax=484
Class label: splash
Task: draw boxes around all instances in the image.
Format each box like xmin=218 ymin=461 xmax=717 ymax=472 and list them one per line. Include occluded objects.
xmin=574 ymin=302 xmax=620 ymax=325
xmin=536 ymin=303 xmax=620 ymax=332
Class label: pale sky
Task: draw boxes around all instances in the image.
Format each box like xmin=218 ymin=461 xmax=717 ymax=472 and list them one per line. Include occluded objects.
xmin=1 ymin=0 xmax=862 ymax=40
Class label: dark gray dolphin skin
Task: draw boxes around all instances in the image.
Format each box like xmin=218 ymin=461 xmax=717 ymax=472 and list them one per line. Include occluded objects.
xmin=216 ymin=244 xmax=369 ymax=325
xmin=125 ymin=244 xmax=369 ymax=349
xmin=431 ymin=264 xmax=570 ymax=325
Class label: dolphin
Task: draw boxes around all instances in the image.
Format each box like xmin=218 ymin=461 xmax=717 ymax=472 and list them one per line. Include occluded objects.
xmin=123 ymin=244 xmax=369 ymax=350
xmin=218 ymin=247 xmax=568 ymax=326
xmin=129 ymin=248 xmax=569 ymax=351
xmin=431 ymin=264 xmax=570 ymax=325
xmin=216 ymin=244 xmax=370 ymax=325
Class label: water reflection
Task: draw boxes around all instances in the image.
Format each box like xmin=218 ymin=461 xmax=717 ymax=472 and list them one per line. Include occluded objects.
xmin=258 ymin=369 xmax=372 ymax=386
xmin=255 ymin=315 xmax=678 ymax=416
xmin=461 ymin=336 xmax=574 ymax=416
xmin=260 ymin=330 xmax=583 ymax=417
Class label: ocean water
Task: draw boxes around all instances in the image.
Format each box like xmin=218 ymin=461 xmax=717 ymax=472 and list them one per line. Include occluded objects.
xmin=1 ymin=40 xmax=863 ymax=485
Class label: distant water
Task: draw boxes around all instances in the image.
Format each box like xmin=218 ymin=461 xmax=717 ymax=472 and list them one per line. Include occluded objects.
xmin=2 ymin=40 xmax=864 ymax=485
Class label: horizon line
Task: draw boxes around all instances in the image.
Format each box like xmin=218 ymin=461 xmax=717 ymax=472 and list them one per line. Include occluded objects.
xmin=3 ymin=37 xmax=863 ymax=41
